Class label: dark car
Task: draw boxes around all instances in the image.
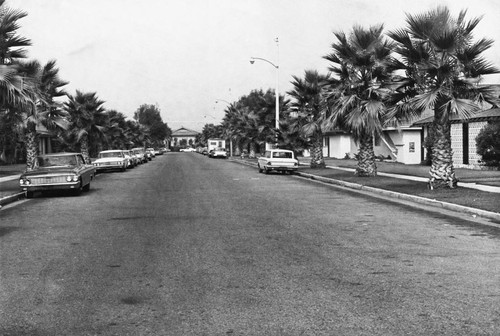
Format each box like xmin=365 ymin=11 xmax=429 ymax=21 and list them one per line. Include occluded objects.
xmin=19 ymin=152 xmax=96 ymax=198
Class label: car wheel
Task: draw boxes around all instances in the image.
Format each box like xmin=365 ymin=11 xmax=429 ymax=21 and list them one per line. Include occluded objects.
xmin=258 ymin=165 xmax=263 ymax=173
xmin=264 ymin=167 xmax=269 ymax=174
xmin=26 ymin=191 xmax=34 ymax=199
xmin=73 ymin=183 xmax=83 ymax=196
xmin=82 ymin=182 xmax=90 ymax=192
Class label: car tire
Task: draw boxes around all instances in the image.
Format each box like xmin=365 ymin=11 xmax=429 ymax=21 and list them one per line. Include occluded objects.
xmin=258 ymin=165 xmax=263 ymax=173
xmin=83 ymin=182 xmax=90 ymax=192
xmin=264 ymin=167 xmax=269 ymax=174
xmin=73 ymin=183 xmax=83 ymax=196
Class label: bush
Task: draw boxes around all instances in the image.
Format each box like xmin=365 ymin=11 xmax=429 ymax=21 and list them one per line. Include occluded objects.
xmin=476 ymin=122 xmax=500 ymax=167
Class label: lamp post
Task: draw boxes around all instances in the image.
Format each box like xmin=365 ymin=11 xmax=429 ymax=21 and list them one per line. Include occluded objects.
xmin=215 ymin=99 xmax=233 ymax=157
xmin=250 ymin=37 xmax=279 ymax=148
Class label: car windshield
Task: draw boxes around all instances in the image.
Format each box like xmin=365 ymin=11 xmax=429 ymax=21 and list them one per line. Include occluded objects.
xmin=35 ymin=155 xmax=77 ymax=168
xmin=273 ymin=152 xmax=293 ymax=159
xmin=99 ymin=152 xmax=123 ymax=158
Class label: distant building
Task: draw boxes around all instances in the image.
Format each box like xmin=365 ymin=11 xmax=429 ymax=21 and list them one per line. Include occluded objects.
xmin=171 ymin=127 xmax=199 ymax=148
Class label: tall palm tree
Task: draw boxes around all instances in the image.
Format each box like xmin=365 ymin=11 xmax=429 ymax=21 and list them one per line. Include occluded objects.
xmin=0 ymin=1 xmax=34 ymax=163
xmin=323 ymin=24 xmax=394 ymax=176
xmin=20 ymin=59 xmax=68 ymax=170
xmin=387 ymin=6 xmax=499 ymax=189
xmin=64 ymin=91 xmax=106 ymax=163
xmin=287 ymin=70 xmax=330 ymax=168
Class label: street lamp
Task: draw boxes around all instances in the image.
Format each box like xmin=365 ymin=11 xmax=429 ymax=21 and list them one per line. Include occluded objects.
xmin=215 ymin=99 xmax=234 ymax=157
xmin=250 ymin=37 xmax=280 ymax=148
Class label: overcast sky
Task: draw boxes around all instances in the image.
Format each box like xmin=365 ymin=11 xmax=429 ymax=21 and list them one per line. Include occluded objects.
xmin=9 ymin=0 xmax=500 ymax=131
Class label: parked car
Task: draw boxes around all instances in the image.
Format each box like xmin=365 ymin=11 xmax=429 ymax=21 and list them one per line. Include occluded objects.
xmin=131 ymin=148 xmax=148 ymax=163
xmin=180 ymin=147 xmax=196 ymax=152
xmin=19 ymin=152 xmax=95 ymax=198
xmin=93 ymin=150 xmax=129 ymax=172
xmin=122 ymin=150 xmax=137 ymax=167
xmin=146 ymin=147 xmax=156 ymax=159
xmin=257 ymin=149 xmax=299 ymax=174
xmin=209 ymin=147 xmax=227 ymax=158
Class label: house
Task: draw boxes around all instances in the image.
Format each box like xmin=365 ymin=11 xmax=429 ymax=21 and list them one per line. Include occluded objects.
xmin=412 ymin=108 xmax=500 ymax=167
xmin=322 ymin=123 xmax=424 ymax=165
xmin=37 ymin=124 xmax=54 ymax=155
xmin=171 ymin=127 xmax=199 ymax=148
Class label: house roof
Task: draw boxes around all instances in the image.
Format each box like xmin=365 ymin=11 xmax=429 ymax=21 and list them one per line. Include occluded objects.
xmin=171 ymin=127 xmax=200 ymax=136
xmin=412 ymin=108 xmax=500 ymax=126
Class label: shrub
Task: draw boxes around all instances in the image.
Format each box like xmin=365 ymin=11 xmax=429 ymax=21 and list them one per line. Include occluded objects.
xmin=476 ymin=122 xmax=500 ymax=167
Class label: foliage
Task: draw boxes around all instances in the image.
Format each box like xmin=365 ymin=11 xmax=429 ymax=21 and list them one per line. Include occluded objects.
xmin=197 ymin=123 xmax=224 ymax=146
xmin=287 ymin=70 xmax=331 ymax=168
xmin=323 ymin=24 xmax=394 ymax=176
xmin=476 ymin=122 xmax=500 ymax=167
xmin=64 ymin=91 xmax=107 ymax=160
xmin=133 ymin=103 xmax=171 ymax=147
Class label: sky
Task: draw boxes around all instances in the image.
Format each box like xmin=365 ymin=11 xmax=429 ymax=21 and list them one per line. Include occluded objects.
xmin=8 ymin=0 xmax=500 ymax=131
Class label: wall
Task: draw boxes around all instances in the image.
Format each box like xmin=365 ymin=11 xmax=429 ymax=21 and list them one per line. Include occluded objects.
xmin=398 ymin=130 xmax=422 ymax=164
xmin=328 ymin=134 xmax=353 ymax=158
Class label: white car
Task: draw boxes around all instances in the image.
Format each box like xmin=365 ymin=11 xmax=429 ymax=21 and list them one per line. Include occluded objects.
xmin=209 ymin=147 xmax=227 ymax=158
xmin=93 ymin=150 xmax=129 ymax=172
xmin=257 ymin=149 xmax=299 ymax=174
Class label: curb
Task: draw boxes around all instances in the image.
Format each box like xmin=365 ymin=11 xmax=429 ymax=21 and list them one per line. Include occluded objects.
xmin=229 ymin=159 xmax=500 ymax=222
xmin=0 ymin=192 xmax=25 ymax=208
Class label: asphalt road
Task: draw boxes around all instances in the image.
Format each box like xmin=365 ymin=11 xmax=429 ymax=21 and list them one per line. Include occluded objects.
xmin=0 ymin=153 xmax=499 ymax=336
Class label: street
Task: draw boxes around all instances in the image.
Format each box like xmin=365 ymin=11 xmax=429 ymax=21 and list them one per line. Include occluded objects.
xmin=0 ymin=153 xmax=499 ymax=335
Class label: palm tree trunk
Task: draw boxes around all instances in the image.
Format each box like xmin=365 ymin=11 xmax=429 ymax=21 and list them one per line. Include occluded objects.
xmin=249 ymin=142 xmax=256 ymax=158
xmin=80 ymin=134 xmax=91 ymax=164
xmin=356 ymin=133 xmax=377 ymax=177
xmin=25 ymin=121 xmax=38 ymax=171
xmin=234 ymin=142 xmax=241 ymax=156
xmin=309 ymin=133 xmax=325 ymax=169
xmin=428 ymin=107 xmax=457 ymax=189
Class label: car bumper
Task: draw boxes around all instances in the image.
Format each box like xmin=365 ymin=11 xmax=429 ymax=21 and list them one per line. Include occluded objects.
xmin=21 ymin=181 xmax=81 ymax=192
xmin=267 ymin=166 xmax=297 ymax=171
xmin=94 ymin=164 xmax=126 ymax=171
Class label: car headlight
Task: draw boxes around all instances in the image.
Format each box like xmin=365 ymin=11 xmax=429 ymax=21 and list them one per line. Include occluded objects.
xmin=66 ymin=175 xmax=79 ymax=182
xmin=20 ymin=178 xmax=30 ymax=185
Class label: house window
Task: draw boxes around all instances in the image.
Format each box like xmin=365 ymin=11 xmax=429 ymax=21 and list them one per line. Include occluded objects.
xmin=374 ymin=134 xmax=381 ymax=146
xmin=409 ymin=142 xmax=415 ymax=153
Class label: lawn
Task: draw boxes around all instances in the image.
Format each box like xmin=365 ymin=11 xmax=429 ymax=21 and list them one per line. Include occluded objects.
xmin=300 ymin=167 xmax=500 ymax=214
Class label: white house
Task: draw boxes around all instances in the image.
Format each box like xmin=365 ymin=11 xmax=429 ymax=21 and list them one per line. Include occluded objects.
xmin=322 ymin=124 xmax=423 ymax=165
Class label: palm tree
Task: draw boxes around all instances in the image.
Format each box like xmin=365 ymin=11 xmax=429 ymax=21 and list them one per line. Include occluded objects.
xmin=20 ymin=60 xmax=68 ymax=170
xmin=64 ymin=91 xmax=106 ymax=163
xmin=0 ymin=1 xmax=34 ymax=163
xmin=287 ymin=70 xmax=330 ymax=168
xmin=387 ymin=6 xmax=500 ymax=189
xmin=323 ymin=24 xmax=394 ymax=176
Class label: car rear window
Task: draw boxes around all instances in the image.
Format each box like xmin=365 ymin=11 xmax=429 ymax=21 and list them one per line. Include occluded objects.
xmin=273 ymin=152 xmax=293 ymax=158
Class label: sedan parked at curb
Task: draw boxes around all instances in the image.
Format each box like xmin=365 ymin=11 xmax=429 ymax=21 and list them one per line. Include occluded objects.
xmin=93 ymin=150 xmax=129 ymax=172
xmin=132 ymin=148 xmax=148 ymax=163
xmin=122 ymin=150 xmax=137 ymax=168
xmin=19 ymin=152 xmax=95 ymax=198
xmin=209 ymin=147 xmax=227 ymax=158
xmin=257 ymin=149 xmax=299 ymax=174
